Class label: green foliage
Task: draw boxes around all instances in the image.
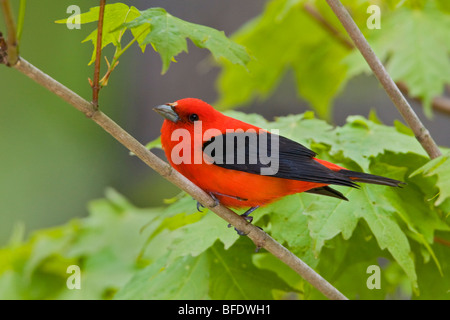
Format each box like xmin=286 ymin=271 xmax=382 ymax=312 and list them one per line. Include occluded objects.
xmin=56 ymin=3 xmax=145 ymax=65
xmin=1 ymin=113 xmax=448 ymax=300
xmin=346 ymin=3 xmax=450 ymax=117
xmin=55 ymin=3 xmax=250 ymax=75
xmin=9 ymin=0 xmax=448 ymax=301
xmin=216 ymin=0 xmax=350 ymax=120
xmin=123 ymin=7 xmax=251 ymax=74
xmin=410 ymin=151 xmax=450 ymax=206
xmin=216 ymin=0 xmax=450 ymax=119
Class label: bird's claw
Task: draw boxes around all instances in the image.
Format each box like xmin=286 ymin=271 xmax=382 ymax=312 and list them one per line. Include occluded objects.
xmin=228 ymin=224 xmax=263 ymax=237
xmin=196 ymin=201 xmax=204 ymax=212
xmin=228 ymin=212 xmax=257 ymax=236
xmin=235 ymin=228 xmax=249 ymax=236
xmin=196 ymin=192 xmax=220 ymax=212
xmin=227 ymin=214 xmax=253 ymax=228
xmin=208 ymin=192 xmax=220 ymax=207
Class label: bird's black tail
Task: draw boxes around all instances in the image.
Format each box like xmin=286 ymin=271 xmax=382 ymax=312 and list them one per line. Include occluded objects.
xmin=306 ymin=170 xmax=404 ymax=201
xmin=337 ymin=169 xmax=405 ymax=187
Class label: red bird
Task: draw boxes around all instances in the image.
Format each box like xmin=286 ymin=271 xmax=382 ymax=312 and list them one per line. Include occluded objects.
xmin=154 ymin=98 xmax=402 ymax=225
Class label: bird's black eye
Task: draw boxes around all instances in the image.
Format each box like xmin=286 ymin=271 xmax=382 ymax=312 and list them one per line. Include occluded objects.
xmin=189 ymin=113 xmax=199 ymax=122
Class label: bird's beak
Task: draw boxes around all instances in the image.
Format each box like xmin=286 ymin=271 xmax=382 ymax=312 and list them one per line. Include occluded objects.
xmin=153 ymin=104 xmax=180 ymax=123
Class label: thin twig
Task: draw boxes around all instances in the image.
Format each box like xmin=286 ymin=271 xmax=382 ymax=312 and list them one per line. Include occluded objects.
xmin=396 ymin=82 xmax=450 ymax=116
xmin=432 ymin=97 xmax=450 ymax=115
xmin=434 ymin=236 xmax=450 ymax=248
xmin=304 ymin=3 xmax=450 ymax=117
xmin=91 ymin=0 xmax=106 ymax=109
xmin=303 ymin=3 xmax=353 ymax=49
xmin=325 ymin=0 xmax=442 ymax=159
xmin=1 ymin=0 xmax=19 ymax=65
xmin=11 ymin=57 xmax=348 ymax=300
xmin=99 ymin=25 xmax=150 ymax=86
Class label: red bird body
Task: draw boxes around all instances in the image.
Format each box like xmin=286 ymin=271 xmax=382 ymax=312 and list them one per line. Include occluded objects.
xmin=155 ymin=98 xmax=402 ymax=209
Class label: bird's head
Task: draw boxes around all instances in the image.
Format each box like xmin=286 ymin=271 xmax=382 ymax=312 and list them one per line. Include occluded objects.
xmin=153 ymin=98 xmax=219 ymax=130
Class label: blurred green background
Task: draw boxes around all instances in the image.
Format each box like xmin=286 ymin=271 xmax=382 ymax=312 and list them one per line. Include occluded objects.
xmin=0 ymin=0 xmax=448 ymax=245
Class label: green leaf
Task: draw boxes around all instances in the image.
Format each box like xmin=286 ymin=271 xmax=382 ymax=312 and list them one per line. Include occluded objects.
xmin=410 ymin=152 xmax=450 ymax=206
xmin=56 ymin=3 xmax=144 ymax=65
xmin=313 ymin=227 xmax=391 ymax=300
xmin=331 ymin=116 xmax=427 ymax=170
xmin=413 ymin=237 xmax=450 ymax=300
xmin=2 ymin=110 xmax=448 ymax=299
xmin=292 ymin=36 xmax=349 ymax=120
xmin=271 ymin=113 xmax=336 ymax=148
xmin=304 ymin=185 xmax=418 ymax=289
xmin=118 ymin=239 xmax=295 ymax=300
xmin=385 ymin=8 xmax=450 ymax=117
xmin=168 ymin=211 xmax=239 ymax=260
xmin=123 ymin=8 xmax=250 ymax=74
xmin=252 ymin=252 xmax=304 ymax=294
xmin=115 ymin=253 xmax=210 ymax=300
xmin=267 ymin=194 xmax=318 ymax=267
xmin=144 ymin=136 xmax=161 ymax=150
xmin=56 ymin=5 xmax=250 ymax=73
xmin=0 ymin=189 xmax=161 ymax=299
xmin=216 ymin=0 xmax=351 ymax=119
xmin=344 ymin=6 xmax=450 ymax=117
xmin=208 ymin=240 xmax=294 ymax=299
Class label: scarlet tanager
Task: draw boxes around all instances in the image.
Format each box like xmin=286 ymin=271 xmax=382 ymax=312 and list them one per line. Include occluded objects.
xmin=154 ymin=98 xmax=403 ymax=224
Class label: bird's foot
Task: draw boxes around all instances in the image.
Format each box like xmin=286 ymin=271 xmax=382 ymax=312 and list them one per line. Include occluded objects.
xmin=196 ymin=192 xmax=220 ymax=212
xmin=228 ymin=206 xmax=260 ymax=236
xmin=209 ymin=192 xmax=220 ymax=207
xmin=196 ymin=201 xmax=204 ymax=212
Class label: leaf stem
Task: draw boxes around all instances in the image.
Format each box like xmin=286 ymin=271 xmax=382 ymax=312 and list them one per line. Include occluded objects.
xmin=99 ymin=26 xmax=149 ymax=86
xmin=16 ymin=0 xmax=26 ymax=42
xmin=111 ymin=28 xmax=145 ymax=65
xmin=325 ymin=0 xmax=442 ymax=159
xmin=92 ymin=0 xmax=106 ymax=109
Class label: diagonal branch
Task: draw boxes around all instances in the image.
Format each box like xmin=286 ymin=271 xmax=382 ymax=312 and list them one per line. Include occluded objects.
xmin=325 ymin=0 xmax=442 ymax=160
xmin=10 ymin=57 xmax=348 ymax=300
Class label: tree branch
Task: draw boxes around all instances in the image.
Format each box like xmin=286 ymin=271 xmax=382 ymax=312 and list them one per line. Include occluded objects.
xmin=303 ymin=2 xmax=450 ymax=117
xmin=396 ymin=82 xmax=450 ymax=116
xmin=434 ymin=236 xmax=450 ymax=248
xmin=1 ymin=0 xmax=19 ymax=65
xmin=432 ymin=96 xmax=450 ymax=115
xmin=303 ymin=3 xmax=353 ymax=50
xmin=10 ymin=57 xmax=348 ymax=300
xmin=91 ymin=0 xmax=106 ymax=109
xmin=325 ymin=0 xmax=442 ymax=159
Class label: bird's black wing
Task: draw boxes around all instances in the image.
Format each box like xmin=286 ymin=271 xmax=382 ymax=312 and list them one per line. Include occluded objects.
xmin=202 ymin=131 xmax=358 ymax=188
